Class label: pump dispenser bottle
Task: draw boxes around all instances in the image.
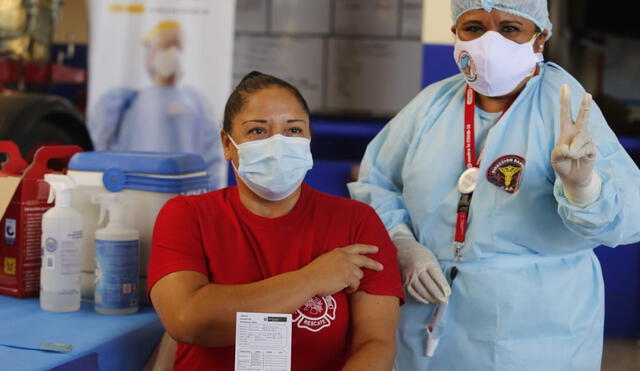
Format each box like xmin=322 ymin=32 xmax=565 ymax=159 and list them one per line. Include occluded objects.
xmin=92 ymin=193 xmax=140 ymax=315
xmin=41 ymin=174 xmax=83 ymax=312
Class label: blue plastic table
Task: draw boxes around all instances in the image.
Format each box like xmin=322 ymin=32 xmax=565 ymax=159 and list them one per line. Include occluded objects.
xmin=0 ymin=296 xmax=164 ymax=371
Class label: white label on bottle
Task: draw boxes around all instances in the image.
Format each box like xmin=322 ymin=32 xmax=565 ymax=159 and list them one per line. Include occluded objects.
xmin=95 ymin=239 xmax=139 ymax=310
xmin=40 ymin=226 xmax=82 ymax=293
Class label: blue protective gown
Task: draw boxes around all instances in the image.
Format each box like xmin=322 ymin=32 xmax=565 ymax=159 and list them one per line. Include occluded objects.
xmin=348 ymin=62 xmax=640 ymax=371
xmin=88 ymin=85 xmax=226 ymax=189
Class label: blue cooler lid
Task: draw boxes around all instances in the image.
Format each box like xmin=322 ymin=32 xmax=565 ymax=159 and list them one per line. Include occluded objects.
xmin=68 ymin=151 xmax=209 ymax=193
xmin=69 ymin=151 xmax=206 ymax=175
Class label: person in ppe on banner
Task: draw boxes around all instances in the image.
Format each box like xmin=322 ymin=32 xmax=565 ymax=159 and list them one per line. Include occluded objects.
xmin=348 ymin=0 xmax=640 ymax=370
xmin=88 ymin=20 xmax=226 ymax=189
xmin=147 ymin=71 xmax=404 ymax=371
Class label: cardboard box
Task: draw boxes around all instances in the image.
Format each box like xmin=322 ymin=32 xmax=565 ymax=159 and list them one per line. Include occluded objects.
xmin=0 ymin=141 xmax=82 ymax=297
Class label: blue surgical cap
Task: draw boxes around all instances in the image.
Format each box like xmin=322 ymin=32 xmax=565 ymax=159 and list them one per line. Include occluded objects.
xmin=451 ymin=0 xmax=552 ymax=38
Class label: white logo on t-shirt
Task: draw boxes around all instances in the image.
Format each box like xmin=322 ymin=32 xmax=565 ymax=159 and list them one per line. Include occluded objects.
xmin=292 ymin=295 xmax=337 ymax=332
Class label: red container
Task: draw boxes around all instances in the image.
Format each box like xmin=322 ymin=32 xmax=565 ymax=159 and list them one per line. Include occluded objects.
xmin=0 ymin=141 xmax=82 ymax=297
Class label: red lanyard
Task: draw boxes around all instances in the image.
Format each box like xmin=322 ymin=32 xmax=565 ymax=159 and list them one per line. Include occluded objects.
xmin=462 ymin=85 xmax=514 ymax=169
xmin=454 ymin=86 xmax=515 ymax=248
xmin=463 ymin=86 xmax=480 ymax=169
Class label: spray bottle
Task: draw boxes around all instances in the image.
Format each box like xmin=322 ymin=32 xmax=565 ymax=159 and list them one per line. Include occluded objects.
xmin=92 ymin=193 xmax=139 ymax=315
xmin=41 ymin=174 xmax=83 ymax=312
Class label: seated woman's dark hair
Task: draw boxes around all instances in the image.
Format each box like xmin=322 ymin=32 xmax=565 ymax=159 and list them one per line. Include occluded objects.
xmin=223 ymin=71 xmax=310 ymax=133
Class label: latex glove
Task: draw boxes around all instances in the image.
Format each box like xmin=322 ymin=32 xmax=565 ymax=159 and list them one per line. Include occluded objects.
xmin=391 ymin=224 xmax=451 ymax=304
xmin=551 ymin=84 xmax=601 ymax=206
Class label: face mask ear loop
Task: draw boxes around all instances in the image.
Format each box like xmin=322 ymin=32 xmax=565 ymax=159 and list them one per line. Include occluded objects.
xmin=227 ymin=133 xmax=240 ymax=150
xmin=529 ymin=32 xmax=540 ymax=43
xmin=529 ymin=32 xmax=543 ymax=77
xmin=226 ymin=133 xmax=241 ymax=174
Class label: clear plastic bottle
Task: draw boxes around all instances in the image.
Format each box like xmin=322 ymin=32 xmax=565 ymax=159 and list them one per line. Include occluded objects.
xmin=92 ymin=193 xmax=140 ymax=315
xmin=40 ymin=174 xmax=83 ymax=312
xmin=426 ymin=302 xmax=449 ymax=357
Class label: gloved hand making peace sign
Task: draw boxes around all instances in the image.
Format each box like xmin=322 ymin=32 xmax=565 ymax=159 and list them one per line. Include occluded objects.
xmin=551 ymin=84 xmax=602 ymax=206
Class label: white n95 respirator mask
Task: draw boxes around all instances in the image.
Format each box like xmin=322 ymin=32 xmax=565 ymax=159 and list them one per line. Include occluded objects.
xmin=454 ymin=31 xmax=540 ymax=97
xmin=153 ymin=46 xmax=181 ymax=78
xmin=229 ymin=134 xmax=313 ymax=201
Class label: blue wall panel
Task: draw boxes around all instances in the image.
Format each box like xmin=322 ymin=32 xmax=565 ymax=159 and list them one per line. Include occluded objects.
xmin=595 ymin=244 xmax=640 ymax=337
xmin=422 ymin=43 xmax=459 ymax=88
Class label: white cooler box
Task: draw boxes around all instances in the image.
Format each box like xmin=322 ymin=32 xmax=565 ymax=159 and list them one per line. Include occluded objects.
xmin=67 ymin=151 xmax=210 ymax=304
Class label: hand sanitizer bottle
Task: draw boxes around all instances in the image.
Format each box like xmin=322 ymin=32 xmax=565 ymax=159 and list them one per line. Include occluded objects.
xmin=92 ymin=193 xmax=140 ymax=315
xmin=41 ymin=174 xmax=83 ymax=312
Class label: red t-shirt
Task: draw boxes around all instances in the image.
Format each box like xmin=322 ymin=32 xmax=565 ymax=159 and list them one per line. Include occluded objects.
xmin=148 ymin=183 xmax=403 ymax=371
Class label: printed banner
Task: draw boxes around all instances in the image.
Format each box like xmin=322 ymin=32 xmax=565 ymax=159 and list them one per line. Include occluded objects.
xmin=87 ymin=0 xmax=235 ymax=189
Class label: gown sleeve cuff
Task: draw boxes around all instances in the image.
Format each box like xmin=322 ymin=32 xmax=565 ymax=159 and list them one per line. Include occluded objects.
xmin=389 ymin=223 xmax=415 ymax=242
xmin=553 ymin=167 xmax=623 ymax=238
xmin=561 ymin=171 xmax=602 ymax=207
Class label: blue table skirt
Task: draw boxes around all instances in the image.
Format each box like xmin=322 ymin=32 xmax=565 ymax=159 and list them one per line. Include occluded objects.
xmin=0 ymin=297 xmax=165 ymax=371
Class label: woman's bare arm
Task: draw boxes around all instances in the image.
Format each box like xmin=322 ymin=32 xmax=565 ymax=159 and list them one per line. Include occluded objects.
xmin=343 ymin=292 xmax=400 ymax=371
xmin=150 ymin=244 xmax=383 ymax=347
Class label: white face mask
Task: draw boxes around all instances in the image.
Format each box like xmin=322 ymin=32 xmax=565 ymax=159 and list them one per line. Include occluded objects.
xmin=153 ymin=46 xmax=181 ymax=79
xmin=454 ymin=31 xmax=540 ymax=97
xmin=229 ymin=134 xmax=313 ymax=201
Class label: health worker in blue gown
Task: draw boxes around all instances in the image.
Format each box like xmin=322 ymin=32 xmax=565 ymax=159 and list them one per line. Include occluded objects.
xmin=349 ymin=1 xmax=640 ymax=370
xmin=88 ymin=20 xmax=226 ymax=189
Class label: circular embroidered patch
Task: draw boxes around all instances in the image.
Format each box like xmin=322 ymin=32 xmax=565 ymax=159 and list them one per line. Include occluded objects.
xmin=458 ymin=51 xmax=477 ymax=82
xmin=486 ymin=155 xmax=526 ymax=193
xmin=292 ymin=295 xmax=337 ymax=332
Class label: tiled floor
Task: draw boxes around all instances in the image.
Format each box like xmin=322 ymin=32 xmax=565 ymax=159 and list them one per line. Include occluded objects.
xmin=602 ymin=338 xmax=640 ymax=371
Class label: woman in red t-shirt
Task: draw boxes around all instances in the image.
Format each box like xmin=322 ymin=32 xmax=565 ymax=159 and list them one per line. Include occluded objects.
xmin=147 ymin=71 xmax=404 ymax=370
